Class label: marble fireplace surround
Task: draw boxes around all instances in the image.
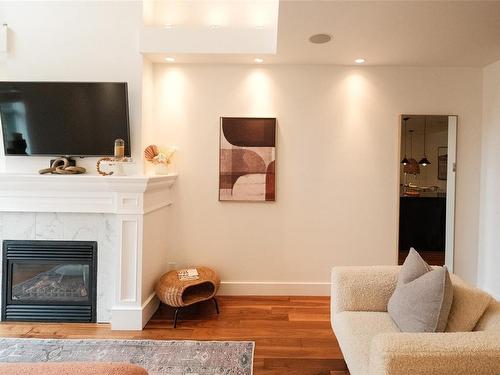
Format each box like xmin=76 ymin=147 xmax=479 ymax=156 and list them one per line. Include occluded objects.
xmin=0 ymin=173 xmax=177 ymax=330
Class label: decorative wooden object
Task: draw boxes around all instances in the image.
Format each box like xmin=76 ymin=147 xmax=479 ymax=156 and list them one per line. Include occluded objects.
xmin=155 ymin=266 xmax=220 ymax=328
xmin=96 ymin=157 xmax=114 ymax=176
xmin=38 ymin=158 xmax=86 ymax=175
xmin=96 ymin=157 xmax=134 ymax=176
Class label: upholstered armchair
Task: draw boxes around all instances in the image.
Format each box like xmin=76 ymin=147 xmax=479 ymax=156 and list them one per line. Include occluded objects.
xmin=330 ymin=266 xmax=500 ymax=375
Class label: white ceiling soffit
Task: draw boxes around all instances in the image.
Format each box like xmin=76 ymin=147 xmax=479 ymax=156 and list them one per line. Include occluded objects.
xmin=142 ymin=0 xmax=500 ymax=67
xmin=140 ymin=0 xmax=279 ymax=55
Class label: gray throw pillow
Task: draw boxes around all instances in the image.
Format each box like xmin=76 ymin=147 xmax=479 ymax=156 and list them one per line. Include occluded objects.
xmin=388 ymin=248 xmax=453 ymax=332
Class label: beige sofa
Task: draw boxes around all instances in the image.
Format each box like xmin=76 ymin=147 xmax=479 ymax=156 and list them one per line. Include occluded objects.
xmin=331 ymin=266 xmax=500 ymax=375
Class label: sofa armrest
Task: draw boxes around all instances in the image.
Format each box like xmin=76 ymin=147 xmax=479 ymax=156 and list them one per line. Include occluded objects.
xmin=331 ymin=266 xmax=400 ymax=314
xmin=369 ymin=331 xmax=500 ymax=375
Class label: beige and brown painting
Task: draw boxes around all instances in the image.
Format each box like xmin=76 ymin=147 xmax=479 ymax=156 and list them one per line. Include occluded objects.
xmin=219 ymin=117 xmax=276 ymax=201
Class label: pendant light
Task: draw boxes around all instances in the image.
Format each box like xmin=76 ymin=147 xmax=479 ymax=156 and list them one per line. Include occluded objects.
xmin=401 ymin=117 xmax=409 ymax=165
xmin=403 ymin=130 xmax=420 ymax=175
xmin=419 ymin=116 xmax=431 ymax=166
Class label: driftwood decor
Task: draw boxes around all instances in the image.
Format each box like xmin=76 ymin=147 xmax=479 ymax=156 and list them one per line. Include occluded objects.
xmin=38 ymin=158 xmax=86 ymax=175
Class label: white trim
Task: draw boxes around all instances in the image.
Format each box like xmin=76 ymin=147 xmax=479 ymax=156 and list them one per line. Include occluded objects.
xmin=445 ymin=116 xmax=458 ymax=272
xmin=117 ymin=217 xmax=140 ymax=303
xmin=218 ymin=281 xmax=331 ymax=296
xmin=0 ymin=173 xmax=177 ymax=214
xmin=110 ymin=293 xmax=159 ymax=330
xmin=142 ymin=293 xmax=160 ymax=327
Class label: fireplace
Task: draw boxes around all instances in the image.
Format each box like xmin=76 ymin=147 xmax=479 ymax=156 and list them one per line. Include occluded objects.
xmin=2 ymin=240 xmax=97 ymax=322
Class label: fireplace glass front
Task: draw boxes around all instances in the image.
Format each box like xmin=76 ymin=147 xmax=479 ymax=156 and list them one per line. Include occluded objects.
xmin=2 ymin=240 xmax=97 ymax=322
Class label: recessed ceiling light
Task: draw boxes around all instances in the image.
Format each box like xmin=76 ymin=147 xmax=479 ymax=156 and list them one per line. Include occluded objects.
xmin=355 ymin=58 xmax=366 ymax=64
xmin=254 ymin=58 xmax=264 ymax=63
xmin=309 ymin=33 xmax=332 ymax=44
xmin=165 ymin=57 xmax=175 ymax=62
xmin=164 ymin=24 xmax=173 ymax=29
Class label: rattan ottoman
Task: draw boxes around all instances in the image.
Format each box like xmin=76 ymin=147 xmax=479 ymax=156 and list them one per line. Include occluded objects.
xmin=155 ymin=266 xmax=220 ymax=328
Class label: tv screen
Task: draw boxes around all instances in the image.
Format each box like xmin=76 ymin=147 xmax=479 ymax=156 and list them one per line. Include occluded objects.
xmin=0 ymin=82 xmax=130 ymax=157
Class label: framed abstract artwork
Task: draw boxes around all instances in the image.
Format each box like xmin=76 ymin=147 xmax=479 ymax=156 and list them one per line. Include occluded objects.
xmin=219 ymin=117 xmax=276 ymax=202
xmin=438 ymin=146 xmax=448 ymax=180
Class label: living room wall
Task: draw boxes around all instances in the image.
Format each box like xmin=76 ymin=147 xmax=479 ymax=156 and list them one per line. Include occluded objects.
xmin=0 ymin=1 xmax=144 ymax=173
xmin=149 ymin=64 xmax=483 ymax=294
xmin=478 ymin=59 xmax=500 ymax=299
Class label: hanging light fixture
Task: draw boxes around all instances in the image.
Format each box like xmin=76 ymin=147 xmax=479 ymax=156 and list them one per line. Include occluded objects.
xmin=401 ymin=117 xmax=410 ymax=165
xmin=419 ymin=116 xmax=431 ymax=166
xmin=403 ymin=130 xmax=420 ymax=175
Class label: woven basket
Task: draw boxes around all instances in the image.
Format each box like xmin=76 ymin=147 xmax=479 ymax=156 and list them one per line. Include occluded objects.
xmin=155 ymin=266 xmax=220 ymax=308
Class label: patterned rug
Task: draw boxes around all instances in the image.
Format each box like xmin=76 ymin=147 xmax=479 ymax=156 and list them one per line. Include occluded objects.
xmin=0 ymin=338 xmax=254 ymax=375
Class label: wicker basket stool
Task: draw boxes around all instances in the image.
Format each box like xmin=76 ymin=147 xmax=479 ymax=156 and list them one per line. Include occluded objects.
xmin=155 ymin=266 xmax=220 ymax=328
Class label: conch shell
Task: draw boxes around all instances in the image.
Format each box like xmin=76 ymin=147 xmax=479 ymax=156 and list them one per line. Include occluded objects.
xmin=144 ymin=145 xmax=159 ymax=161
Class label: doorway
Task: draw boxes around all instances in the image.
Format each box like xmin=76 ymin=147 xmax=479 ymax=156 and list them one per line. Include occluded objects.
xmin=398 ymin=115 xmax=457 ymax=269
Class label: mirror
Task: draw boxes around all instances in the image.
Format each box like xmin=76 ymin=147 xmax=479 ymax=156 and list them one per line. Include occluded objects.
xmin=398 ymin=115 xmax=457 ymax=269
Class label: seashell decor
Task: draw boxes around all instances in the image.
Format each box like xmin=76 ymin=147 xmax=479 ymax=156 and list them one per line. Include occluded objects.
xmin=144 ymin=145 xmax=159 ymax=162
xmin=144 ymin=145 xmax=176 ymax=166
xmin=144 ymin=145 xmax=176 ymax=175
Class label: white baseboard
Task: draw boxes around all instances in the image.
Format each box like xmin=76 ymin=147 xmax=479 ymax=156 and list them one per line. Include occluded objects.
xmin=142 ymin=293 xmax=160 ymax=326
xmin=110 ymin=293 xmax=159 ymax=330
xmin=218 ymin=281 xmax=331 ymax=296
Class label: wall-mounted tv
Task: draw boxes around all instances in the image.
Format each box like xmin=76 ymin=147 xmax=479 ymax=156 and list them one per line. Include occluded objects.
xmin=0 ymin=81 xmax=131 ymax=157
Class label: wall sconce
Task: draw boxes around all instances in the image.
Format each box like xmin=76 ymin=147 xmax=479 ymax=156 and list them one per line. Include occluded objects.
xmin=1 ymin=23 xmax=8 ymax=53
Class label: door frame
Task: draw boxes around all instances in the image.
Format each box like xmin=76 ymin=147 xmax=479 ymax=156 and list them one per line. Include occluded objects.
xmin=444 ymin=115 xmax=457 ymax=272
xmin=396 ymin=114 xmax=457 ymax=271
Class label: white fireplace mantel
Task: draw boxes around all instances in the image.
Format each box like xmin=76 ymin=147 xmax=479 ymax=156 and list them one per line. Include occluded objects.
xmin=0 ymin=173 xmax=177 ymax=215
xmin=0 ymin=173 xmax=177 ymax=330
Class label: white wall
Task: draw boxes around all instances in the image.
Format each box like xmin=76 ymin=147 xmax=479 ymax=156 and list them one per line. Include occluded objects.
xmin=150 ymin=65 xmax=483 ymax=293
xmin=478 ymin=60 xmax=500 ymax=299
xmin=0 ymin=1 xmax=144 ymax=173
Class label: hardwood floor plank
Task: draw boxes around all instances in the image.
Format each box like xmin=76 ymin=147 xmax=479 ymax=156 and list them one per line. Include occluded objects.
xmin=239 ymin=319 xmax=331 ymax=329
xmin=288 ymin=312 xmax=331 ymax=322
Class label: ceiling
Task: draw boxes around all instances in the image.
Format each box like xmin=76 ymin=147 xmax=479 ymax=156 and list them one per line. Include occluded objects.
xmin=145 ymin=1 xmax=500 ymax=67
xmin=276 ymin=1 xmax=500 ymax=66
xmin=402 ymin=115 xmax=449 ymax=135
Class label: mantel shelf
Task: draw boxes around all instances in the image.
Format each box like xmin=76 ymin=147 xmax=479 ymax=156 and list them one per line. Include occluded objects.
xmin=0 ymin=173 xmax=178 ymax=214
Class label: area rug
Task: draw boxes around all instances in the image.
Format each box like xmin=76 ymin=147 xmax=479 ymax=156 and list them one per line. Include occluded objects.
xmin=0 ymin=338 xmax=254 ymax=375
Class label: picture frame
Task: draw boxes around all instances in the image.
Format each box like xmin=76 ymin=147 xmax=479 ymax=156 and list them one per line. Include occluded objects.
xmin=438 ymin=146 xmax=448 ymax=180
xmin=219 ymin=117 xmax=276 ymax=202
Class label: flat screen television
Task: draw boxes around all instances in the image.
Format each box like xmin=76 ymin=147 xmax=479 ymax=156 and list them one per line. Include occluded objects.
xmin=0 ymin=82 xmax=131 ymax=157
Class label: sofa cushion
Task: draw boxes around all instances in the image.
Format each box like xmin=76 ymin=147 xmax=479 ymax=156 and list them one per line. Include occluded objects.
xmin=474 ymin=299 xmax=500 ymax=332
xmin=446 ymin=274 xmax=492 ymax=332
xmin=396 ymin=248 xmax=431 ymax=286
xmin=332 ymin=311 xmax=399 ymax=375
xmin=388 ymin=249 xmax=453 ymax=332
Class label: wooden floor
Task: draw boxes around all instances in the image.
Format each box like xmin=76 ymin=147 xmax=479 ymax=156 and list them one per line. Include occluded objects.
xmin=0 ymin=296 xmax=348 ymax=375
xmin=398 ymin=250 xmax=445 ymax=266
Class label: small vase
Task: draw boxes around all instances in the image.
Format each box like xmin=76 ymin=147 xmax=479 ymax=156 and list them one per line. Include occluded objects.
xmin=154 ymin=163 xmax=169 ymax=175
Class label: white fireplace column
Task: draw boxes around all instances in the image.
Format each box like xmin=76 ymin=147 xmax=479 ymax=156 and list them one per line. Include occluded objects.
xmin=0 ymin=174 xmax=177 ymax=330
